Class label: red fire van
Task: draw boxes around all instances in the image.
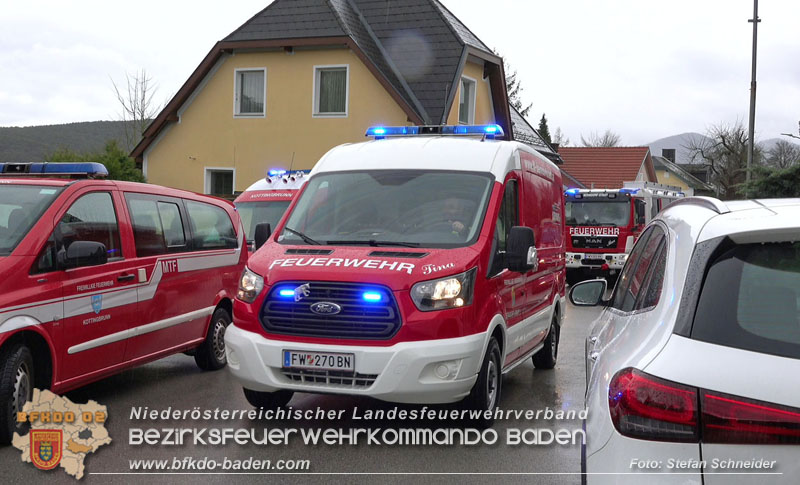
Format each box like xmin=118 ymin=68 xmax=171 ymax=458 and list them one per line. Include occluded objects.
xmin=234 ymin=170 xmax=308 ymax=253
xmin=0 ymin=162 xmax=245 ymax=443
xmin=225 ymin=125 xmax=566 ymax=420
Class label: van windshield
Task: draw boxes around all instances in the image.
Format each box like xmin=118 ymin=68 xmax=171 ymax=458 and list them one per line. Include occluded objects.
xmin=279 ymin=170 xmax=494 ymax=248
xmin=0 ymin=184 xmax=63 ymax=256
xmin=236 ymin=200 xmax=292 ymax=242
xmin=565 ymin=200 xmax=630 ymax=227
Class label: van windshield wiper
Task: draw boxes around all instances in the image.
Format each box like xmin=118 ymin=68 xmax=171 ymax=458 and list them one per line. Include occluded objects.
xmin=283 ymin=227 xmax=322 ymax=245
xmin=326 ymin=239 xmax=421 ymax=248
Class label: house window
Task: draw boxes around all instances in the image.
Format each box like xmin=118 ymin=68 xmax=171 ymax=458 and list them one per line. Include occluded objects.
xmin=314 ymin=65 xmax=348 ymax=117
xmin=458 ymin=77 xmax=476 ymax=124
xmin=234 ymin=68 xmax=266 ymax=117
xmin=205 ymin=168 xmax=235 ymax=196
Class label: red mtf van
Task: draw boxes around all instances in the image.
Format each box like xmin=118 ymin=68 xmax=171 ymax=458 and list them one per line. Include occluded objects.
xmin=0 ymin=162 xmax=245 ymax=443
xmin=225 ymin=125 xmax=566 ymax=421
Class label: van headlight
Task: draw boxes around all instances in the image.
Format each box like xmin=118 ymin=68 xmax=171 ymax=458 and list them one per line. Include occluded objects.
xmin=411 ymin=268 xmax=476 ymax=311
xmin=237 ymin=267 xmax=264 ymax=303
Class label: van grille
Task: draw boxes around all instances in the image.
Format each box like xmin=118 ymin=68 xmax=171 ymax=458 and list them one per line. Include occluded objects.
xmin=281 ymin=369 xmax=378 ymax=389
xmin=261 ymin=281 xmax=401 ymax=339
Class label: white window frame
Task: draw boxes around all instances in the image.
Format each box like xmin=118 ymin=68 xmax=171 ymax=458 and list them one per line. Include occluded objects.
xmin=233 ymin=68 xmax=266 ymax=118
xmin=204 ymin=167 xmax=236 ymax=195
xmin=312 ymin=64 xmax=349 ymax=118
xmin=458 ymin=75 xmax=477 ymax=125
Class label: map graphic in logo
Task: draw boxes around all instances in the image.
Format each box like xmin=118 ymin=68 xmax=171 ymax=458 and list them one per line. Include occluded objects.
xmin=91 ymin=294 xmax=103 ymax=314
xmin=13 ymin=389 xmax=111 ymax=480
xmin=31 ymin=429 xmax=63 ymax=470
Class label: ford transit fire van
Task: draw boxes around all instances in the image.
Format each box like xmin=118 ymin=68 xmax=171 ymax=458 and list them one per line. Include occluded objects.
xmin=225 ymin=125 xmax=566 ymax=420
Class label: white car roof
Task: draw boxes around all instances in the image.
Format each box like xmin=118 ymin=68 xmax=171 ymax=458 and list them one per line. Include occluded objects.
xmin=310 ymin=136 xmax=555 ymax=182
xmin=658 ymin=197 xmax=800 ymax=244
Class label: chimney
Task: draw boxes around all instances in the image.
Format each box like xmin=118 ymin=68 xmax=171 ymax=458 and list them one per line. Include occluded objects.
xmin=662 ymin=148 xmax=676 ymax=163
xmin=551 ymin=143 xmax=560 ymax=152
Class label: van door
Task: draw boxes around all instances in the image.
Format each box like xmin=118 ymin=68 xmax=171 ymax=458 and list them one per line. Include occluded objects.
xmin=487 ymin=175 xmax=534 ymax=366
xmin=122 ymin=193 xmax=207 ymax=361
xmin=57 ymin=189 xmax=140 ymax=382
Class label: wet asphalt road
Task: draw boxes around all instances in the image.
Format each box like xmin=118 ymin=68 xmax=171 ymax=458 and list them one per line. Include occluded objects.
xmin=2 ymin=301 xmax=602 ymax=484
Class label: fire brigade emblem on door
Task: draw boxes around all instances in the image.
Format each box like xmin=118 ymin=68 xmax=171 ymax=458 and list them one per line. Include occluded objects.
xmin=91 ymin=294 xmax=103 ymax=314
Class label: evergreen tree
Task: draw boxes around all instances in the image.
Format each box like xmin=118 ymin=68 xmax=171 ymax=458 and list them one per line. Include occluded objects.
xmin=46 ymin=141 xmax=145 ymax=182
xmin=538 ymin=114 xmax=552 ymax=145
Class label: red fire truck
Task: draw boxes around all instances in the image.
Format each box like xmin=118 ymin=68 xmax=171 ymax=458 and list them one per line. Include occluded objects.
xmin=564 ymin=181 xmax=683 ymax=284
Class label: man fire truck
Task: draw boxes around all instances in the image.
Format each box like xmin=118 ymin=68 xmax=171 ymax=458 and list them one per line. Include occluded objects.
xmin=564 ymin=181 xmax=683 ymax=284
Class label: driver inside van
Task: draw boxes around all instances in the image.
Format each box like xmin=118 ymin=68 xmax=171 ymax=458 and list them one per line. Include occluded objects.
xmin=443 ymin=197 xmax=471 ymax=236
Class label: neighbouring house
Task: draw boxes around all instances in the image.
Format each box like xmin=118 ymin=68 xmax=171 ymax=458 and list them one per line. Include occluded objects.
xmin=652 ymin=155 xmax=715 ymax=196
xmin=132 ymin=0 xmax=557 ymax=195
xmin=557 ymin=146 xmax=658 ymax=189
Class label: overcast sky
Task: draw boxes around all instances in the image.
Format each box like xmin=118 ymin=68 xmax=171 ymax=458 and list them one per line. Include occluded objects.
xmin=1 ymin=0 xmax=798 ymax=145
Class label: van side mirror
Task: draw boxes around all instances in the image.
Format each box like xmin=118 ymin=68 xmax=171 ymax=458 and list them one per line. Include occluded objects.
xmin=61 ymin=241 xmax=107 ymax=269
xmin=569 ymin=279 xmax=608 ymax=307
xmin=507 ymin=226 xmax=536 ymax=273
xmin=254 ymin=223 xmax=272 ymax=251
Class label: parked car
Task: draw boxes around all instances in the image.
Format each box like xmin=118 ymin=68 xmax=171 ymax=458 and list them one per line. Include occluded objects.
xmin=0 ymin=162 xmax=246 ymax=444
xmin=572 ymin=196 xmax=800 ymax=484
xmin=234 ymin=170 xmax=309 ymax=253
xmin=225 ymin=125 xmax=566 ymax=424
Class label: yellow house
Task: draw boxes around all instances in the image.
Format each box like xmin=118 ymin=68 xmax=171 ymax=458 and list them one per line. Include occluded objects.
xmin=652 ymin=155 xmax=715 ymax=196
xmin=132 ymin=0 xmax=558 ymax=195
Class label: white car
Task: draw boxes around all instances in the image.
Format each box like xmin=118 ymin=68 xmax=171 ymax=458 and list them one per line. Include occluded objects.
xmin=571 ymin=197 xmax=800 ymax=485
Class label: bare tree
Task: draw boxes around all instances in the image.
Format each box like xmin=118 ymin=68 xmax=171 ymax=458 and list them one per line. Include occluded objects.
xmin=765 ymin=139 xmax=800 ymax=169
xmin=111 ymin=69 xmax=160 ymax=152
xmin=552 ymin=127 xmax=570 ymax=147
xmin=782 ymin=120 xmax=800 ymax=141
xmin=580 ymin=130 xmax=621 ymax=147
xmin=685 ymin=121 xmax=763 ymax=199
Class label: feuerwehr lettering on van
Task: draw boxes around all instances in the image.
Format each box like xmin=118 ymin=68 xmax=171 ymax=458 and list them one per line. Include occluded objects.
xmin=269 ymin=258 xmax=415 ymax=274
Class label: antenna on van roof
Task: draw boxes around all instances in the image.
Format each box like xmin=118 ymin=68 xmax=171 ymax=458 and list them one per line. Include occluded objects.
xmin=289 ymin=151 xmax=295 ymax=172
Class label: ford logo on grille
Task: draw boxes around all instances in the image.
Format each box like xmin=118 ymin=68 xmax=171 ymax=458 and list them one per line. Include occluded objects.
xmin=309 ymin=302 xmax=342 ymax=315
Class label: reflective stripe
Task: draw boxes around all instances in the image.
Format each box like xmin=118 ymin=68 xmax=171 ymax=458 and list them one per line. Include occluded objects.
xmin=67 ymin=306 xmax=215 ymax=354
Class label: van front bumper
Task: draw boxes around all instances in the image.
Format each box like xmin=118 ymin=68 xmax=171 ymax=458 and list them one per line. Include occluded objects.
xmin=566 ymin=252 xmax=627 ymax=270
xmin=224 ymin=324 xmax=485 ymax=404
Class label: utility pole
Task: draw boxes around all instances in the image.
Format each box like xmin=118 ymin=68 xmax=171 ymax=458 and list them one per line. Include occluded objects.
xmin=746 ymin=0 xmax=760 ymax=197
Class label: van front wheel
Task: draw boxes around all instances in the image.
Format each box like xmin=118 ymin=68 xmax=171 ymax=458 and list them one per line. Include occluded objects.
xmin=462 ymin=337 xmax=501 ymax=427
xmin=195 ymin=307 xmax=231 ymax=371
xmin=0 ymin=343 xmax=34 ymax=445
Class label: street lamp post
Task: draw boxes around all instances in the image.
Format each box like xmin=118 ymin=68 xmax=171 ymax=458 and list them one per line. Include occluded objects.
xmin=746 ymin=0 xmax=760 ymax=197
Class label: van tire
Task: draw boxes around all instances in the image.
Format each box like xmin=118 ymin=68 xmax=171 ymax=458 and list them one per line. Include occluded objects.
xmin=243 ymin=388 xmax=294 ymax=409
xmin=0 ymin=343 xmax=34 ymax=445
xmin=461 ymin=337 xmax=501 ymax=428
xmin=194 ymin=307 xmax=231 ymax=371
xmin=532 ymin=317 xmax=559 ymax=369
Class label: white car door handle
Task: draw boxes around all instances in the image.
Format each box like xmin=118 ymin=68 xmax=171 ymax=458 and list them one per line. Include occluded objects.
xmin=589 ymin=351 xmax=600 ymax=362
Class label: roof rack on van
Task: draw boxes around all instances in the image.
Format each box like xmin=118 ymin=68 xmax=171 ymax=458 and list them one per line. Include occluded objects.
xmin=365 ymin=124 xmax=505 ymax=140
xmin=0 ymin=162 xmax=108 ymax=179
xmin=665 ymin=196 xmax=730 ymax=214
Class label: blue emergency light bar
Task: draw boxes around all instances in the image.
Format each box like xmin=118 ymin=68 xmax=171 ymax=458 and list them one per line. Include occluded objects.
xmin=619 ymin=188 xmax=640 ymax=194
xmin=366 ymin=124 xmax=505 ymax=140
xmin=565 ymin=188 xmax=581 ymax=195
xmin=0 ymin=162 xmax=108 ymax=178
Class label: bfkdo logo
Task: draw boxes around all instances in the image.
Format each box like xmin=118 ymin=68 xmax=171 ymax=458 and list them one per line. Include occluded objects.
xmin=31 ymin=430 xmax=63 ymax=470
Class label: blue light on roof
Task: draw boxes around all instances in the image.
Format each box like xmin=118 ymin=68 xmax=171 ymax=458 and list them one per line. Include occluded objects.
xmin=278 ymin=289 xmax=295 ymax=298
xmin=0 ymin=162 xmax=108 ymax=177
xmin=268 ymin=169 xmax=287 ymax=176
xmin=365 ymin=124 xmax=504 ymax=139
xmin=362 ymin=291 xmax=382 ymax=302
xmin=619 ymin=188 xmax=640 ymax=194
xmin=565 ymin=188 xmax=580 ymax=195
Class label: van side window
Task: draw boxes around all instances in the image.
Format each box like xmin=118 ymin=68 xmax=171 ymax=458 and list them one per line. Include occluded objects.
xmin=489 ymin=179 xmax=519 ymax=276
xmin=185 ymin=201 xmax=237 ymax=250
xmin=57 ymin=192 xmax=122 ymax=264
xmin=634 ymin=199 xmax=646 ymax=224
xmin=31 ymin=234 xmax=57 ymax=274
xmin=126 ymin=195 xmax=188 ymax=256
